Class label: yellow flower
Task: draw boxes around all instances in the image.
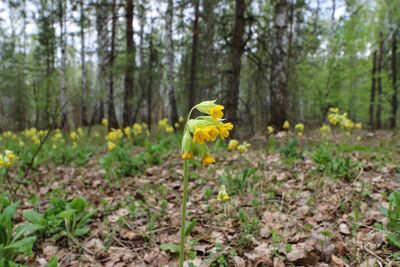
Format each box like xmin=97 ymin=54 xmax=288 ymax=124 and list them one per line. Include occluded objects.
xmin=19 ymin=141 xmax=25 ymax=148
xmin=108 ymin=141 xmax=116 ymax=151
xmin=5 ymin=150 xmax=18 ymax=164
xmin=102 ymin=118 xmax=108 ymax=126
xmin=283 ymin=120 xmax=290 ymax=130
xmin=193 ymin=128 xmax=210 ymax=144
xmin=133 ymin=123 xmax=143 ymax=135
xmin=205 ymin=126 xmax=219 ymax=141
xmin=329 ymin=107 xmax=339 ymax=113
xmin=202 ymin=154 xmax=215 ymax=167
xmin=228 ymin=139 xmax=239 ymax=151
xmin=343 ymin=119 xmax=354 ymax=129
xmin=319 ymin=124 xmax=331 ymax=136
xmin=218 ymin=123 xmax=233 ymax=140
xmin=0 ymin=155 xmax=8 ymax=168
xmin=267 ymin=126 xmax=274 ymax=134
xmin=179 ymin=116 xmax=185 ymax=123
xmin=32 ymin=136 xmax=40 ymax=145
xmin=124 ymin=127 xmax=131 ymax=137
xmin=182 ymin=152 xmax=193 ymax=160
xmin=166 ymin=126 xmax=174 ymax=133
xmin=210 ymin=105 xmax=224 ymax=120
xmin=174 ymin=122 xmax=180 ymax=129
xmin=295 ymin=123 xmax=304 ymax=133
xmin=328 ymin=114 xmax=338 ymax=125
xmin=355 ymin=122 xmax=362 ymax=129
xmin=158 ymin=118 xmax=169 ymax=128
xmin=217 ymin=185 xmax=230 ymax=202
xmin=106 ymin=129 xmax=123 ymax=141
xmin=70 ymin=131 xmax=78 ymax=141
xmin=237 ymin=142 xmax=250 ymax=153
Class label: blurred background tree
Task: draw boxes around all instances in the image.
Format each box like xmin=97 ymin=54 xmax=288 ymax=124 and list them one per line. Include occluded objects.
xmin=0 ymin=0 xmax=398 ymax=134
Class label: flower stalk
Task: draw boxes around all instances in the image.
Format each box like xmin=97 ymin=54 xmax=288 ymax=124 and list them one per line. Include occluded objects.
xmin=178 ymin=100 xmax=233 ymax=265
xmin=179 ymin=160 xmax=189 ymax=267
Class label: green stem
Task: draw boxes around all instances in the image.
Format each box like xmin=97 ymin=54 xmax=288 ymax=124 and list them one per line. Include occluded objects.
xmin=179 ymin=160 xmax=189 ymax=267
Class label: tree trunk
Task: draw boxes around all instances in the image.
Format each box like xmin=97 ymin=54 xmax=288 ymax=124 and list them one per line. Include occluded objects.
xmin=80 ymin=0 xmax=88 ymax=126
xmin=94 ymin=0 xmax=108 ymax=125
xmin=376 ymin=33 xmax=384 ymax=129
xmin=165 ymin=0 xmax=179 ymax=126
xmin=147 ymin=24 xmax=154 ymax=130
xmin=107 ymin=0 xmax=119 ymax=129
xmin=187 ymin=0 xmax=200 ymax=111
xmin=369 ymin=51 xmax=377 ymax=129
xmin=226 ymin=0 xmax=245 ymax=127
xmin=59 ymin=0 xmax=68 ymax=130
xmin=122 ymin=0 xmax=135 ymax=127
xmin=270 ymin=0 xmax=289 ymax=128
xmin=391 ymin=31 xmax=398 ymax=128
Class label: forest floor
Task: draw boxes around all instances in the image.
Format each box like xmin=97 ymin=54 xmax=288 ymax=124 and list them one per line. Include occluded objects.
xmin=7 ymin=130 xmax=400 ymax=266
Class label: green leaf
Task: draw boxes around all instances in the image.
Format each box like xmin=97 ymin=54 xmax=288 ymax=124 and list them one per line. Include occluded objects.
xmin=69 ymin=198 xmax=86 ymax=212
xmin=4 ymin=236 xmax=36 ymax=255
xmin=23 ymin=210 xmax=44 ymax=225
xmin=15 ymin=223 xmax=43 ymax=239
xmin=185 ymin=219 xmax=197 ymax=237
xmin=74 ymin=226 xmax=90 ymax=236
xmin=2 ymin=202 xmax=19 ymax=220
xmin=58 ymin=209 xmax=76 ymax=221
xmin=45 ymin=256 xmax=59 ymax=267
xmin=0 ymin=225 xmax=8 ymax=245
xmin=160 ymin=243 xmax=179 ymax=253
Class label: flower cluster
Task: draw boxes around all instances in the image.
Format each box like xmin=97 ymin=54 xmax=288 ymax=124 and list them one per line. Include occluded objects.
xmin=267 ymin=126 xmax=274 ymax=135
xmin=69 ymin=128 xmax=85 ymax=148
xmin=320 ymin=124 xmax=331 ymax=136
xmin=51 ymin=130 xmax=65 ymax=149
xmin=0 ymin=150 xmax=18 ymax=168
xmin=327 ymin=108 xmax=362 ymax=131
xmin=217 ymin=185 xmax=230 ymax=202
xmin=181 ymin=100 xmax=234 ymax=167
xmin=295 ymin=123 xmax=305 ymax=136
xmin=228 ymin=139 xmax=239 ymax=151
xmin=106 ymin=129 xmax=124 ymax=151
xmin=283 ymin=120 xmax=290 ymax=130
xmin=23 ymin=128 xmax=46 ymax=145
xmin=237 ymin=142 xmax=251 ymax=153
xmin=158 ymin=118 xmax=174 ymax=133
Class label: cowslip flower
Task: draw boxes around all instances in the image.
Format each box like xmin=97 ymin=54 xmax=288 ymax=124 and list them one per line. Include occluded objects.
xmin=124 ymin=127 xmax=131 ymax=137
xmin=228 ymin=139 xmax=239 ymax=151
xmin=70 ymin=131 xmax=78 ymax=141
xmin=133 ymin=123 xmax=143 ymax=136
xmin=283 ymin=120 xmax=290 ymax=130
xmin=237 ymin=142 xmax=250 ymax=153
xmin=101 ymin=118 xmax=108 ymax=126
xmin=217 ymin=185 xmax=230 ymax=202
xmin=106 ymin=129 xmax=123 ymax=142
xmin=179 ymin=100 xmax=232 ymax=267
xmin=295 ymin=123 xmax=305 ymax=136
xmin=182 ymin=100 xmax=233 ymax=166
xmin=329 ymin=107 xmax=339 ymax=113
xmin=108 ymin=141 xmax=116 ymax=151
xmin=267 ymin=126 xmax=274 ymax=134
xmin=320 ymin=124 xmax=331 ymax=136
xmin=202 ymin=154 xmax=216 ymax=167
xmin=0 ymin=150 xmax=19 ymax=168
